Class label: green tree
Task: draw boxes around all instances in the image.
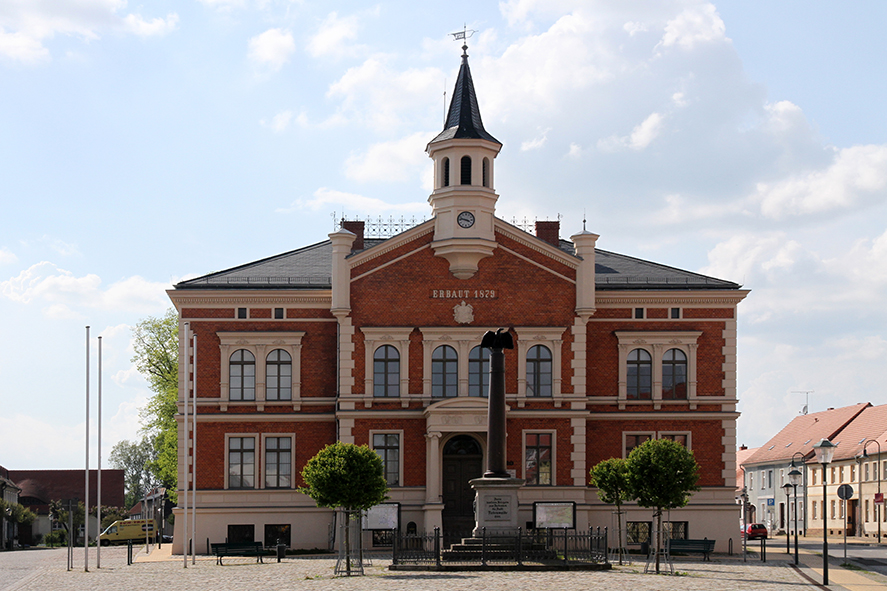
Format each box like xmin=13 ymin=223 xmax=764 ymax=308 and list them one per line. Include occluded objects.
xmin=109 ymin=438 xmax=156 ymax=509
xmin=49 ymin=500 xmax=86 ymax=543
xmin=0 ymin=499 xmax=36 ymax=549
xmin=131 ymin=307 xmax=178 ymax=499
xmin=626 ymin=438 xmax=700 ymax=573
xmin=589 ymin=457 xmax=631 ymax=565
xmin=300 ymin=443 xmax=388 ymax=575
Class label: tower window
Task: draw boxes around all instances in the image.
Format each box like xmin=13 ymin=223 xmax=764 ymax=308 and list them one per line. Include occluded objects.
xmin=442 ymin=157 xmax=450 ymax=187
xmin=460 ymin=156 xmax=472 ymax=185
xmin=482 ymin=158 xmax=490 ymax=187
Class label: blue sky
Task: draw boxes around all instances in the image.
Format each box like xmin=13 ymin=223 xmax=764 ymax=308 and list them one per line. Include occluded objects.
xmin=2 ymin=0 xmax=886 ymax=469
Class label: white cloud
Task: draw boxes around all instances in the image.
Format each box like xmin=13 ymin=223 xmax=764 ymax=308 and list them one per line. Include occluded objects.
xmin=566 ymin=143 xmax=583 ymax=159
xmin=248 ymin=28 xmax=296 ymax=71
xmin=521 ymin=128 xmax=550 ymax=151
xmin=277 ymin=187 xmax=427 ymax=215
xmin=344 ymin=132 xmax=431 ymax=183
xmin=307 ymin=10 xmax=371 ymax=59
xmin=1 ymin=262 xmax=170 ymax=315
xmin=122 ymin=13 xmax=179 ymax=37
xmin=0 ymin=247 xmax=17 ymax=265
xmin=657 ymin=3 xmax=727 ymax=51
xmin=260 ymin=110 xmax=294 ymax=132
xmin=0 ymin=1 xmax=178 ymax=63
xmin=598 ymin=112 xmax=664 ymax=152
xmin=754 ymin=144 xmax=887 ymax=219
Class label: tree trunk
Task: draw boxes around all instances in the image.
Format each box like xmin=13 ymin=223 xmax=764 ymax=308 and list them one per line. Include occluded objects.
xmin=655 ymin=509 xmax=662 ymax=574
xmin=616 ymin=505 xmax=624 ymax=565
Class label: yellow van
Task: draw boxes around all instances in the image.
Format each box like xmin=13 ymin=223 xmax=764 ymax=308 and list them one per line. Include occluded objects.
xmin=99 ymin=520 xmax=155 ymax=545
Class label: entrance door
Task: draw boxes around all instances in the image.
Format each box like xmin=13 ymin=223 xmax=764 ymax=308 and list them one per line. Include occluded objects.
xmin=441 ymin=435 xmax=483 ymax=537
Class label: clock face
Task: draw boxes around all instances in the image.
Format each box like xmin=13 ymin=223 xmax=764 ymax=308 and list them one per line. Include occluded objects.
xmin=457 ymin=211 xmax=475 ymax=228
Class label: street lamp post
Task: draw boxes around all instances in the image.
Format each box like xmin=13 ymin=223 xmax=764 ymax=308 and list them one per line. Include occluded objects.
xmin=788 ymin=465 xmax=802 ymax=565
xmin=782 ymin=483 xmax=793 ymax=554
xmin=740 ymin=487 xmax=749 ymax=562
xmin=813 ymin=438 xmax=836 ymax=586
xmin=862 ymin=440 xmax=882 ymax=543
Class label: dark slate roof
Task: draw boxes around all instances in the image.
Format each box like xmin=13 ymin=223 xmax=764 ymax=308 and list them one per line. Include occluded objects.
xmin=429 ymin=48 xmax=501 ymax=146
xmin=175 ymin=227 xmax=741 ymax=291
xmin=9 ymin=469 xmax=125 ymax=513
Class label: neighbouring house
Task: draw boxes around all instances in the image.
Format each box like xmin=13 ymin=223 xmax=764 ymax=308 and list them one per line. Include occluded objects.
xmin=0 ymin=466 xmax=22 ymax=549
xmin=168 ymin=47 xmax=749 ymax=554
xmin=10 ymin=469 xmax=124 ymax=545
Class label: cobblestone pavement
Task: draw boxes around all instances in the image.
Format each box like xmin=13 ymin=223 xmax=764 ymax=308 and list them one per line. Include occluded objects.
xmin=1 ymin=547 xmax=828 ymax=591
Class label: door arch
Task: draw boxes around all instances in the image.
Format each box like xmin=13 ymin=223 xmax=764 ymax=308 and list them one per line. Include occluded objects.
xmin=441 ymin=434 xmax=483 ymax=536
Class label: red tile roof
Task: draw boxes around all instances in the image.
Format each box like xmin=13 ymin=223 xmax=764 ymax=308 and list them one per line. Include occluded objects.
xmin=742 ymin=403 xmax=870 ymax=467
xmin=826 ymin=403 xmax=887 ymax=461
xmin=736 ymin=446 xmax=759 ymax=488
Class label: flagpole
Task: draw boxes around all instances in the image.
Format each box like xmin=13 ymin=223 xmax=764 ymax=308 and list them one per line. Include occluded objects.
xmin=191 ymin=332 xmax=197 ymax=565
xmin=182 ymin=322 xmax=189 ymax=568
xmin=84 ymin=326 xmax=90 ymax=572
xmin=97 ymin=335 xmax=102 ymax=568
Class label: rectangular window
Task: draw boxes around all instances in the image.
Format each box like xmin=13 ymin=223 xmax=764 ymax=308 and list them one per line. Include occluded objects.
xmin=373 ymin=433 xmax=400 ymax=486
xmin=768 ymin=470 xmax=773 ymax=489
xmin=866 ymin=463 xmax=870 ymax=481
xmin=660 ymin=433 xmax=688 ymax=447
xmin=850 ymin=465 xmax=855 ymax=482
xmin=831 ymin=500 xmax=836 ymax=519
xmin=634 ymin=308 xmax=644 ymax=319
xmin=624 ymin=433 xmax=652 ymax=456
xmin=265 ymin=524 xmax=291 ymax=548
xmin=812 ymin=500 xmax=817 ymax=520
xmin=760 ymin=470 xmax=765 ymax=489
xmin=227 ymin=524 xmax=254 ymax=544
xmin=839 ymin=500 xmax=844 ymax=519
xmin=237 ymin=307 xmax=248 ymax=319
xmin=831 ymin=466 xmax=836 ymax=484
xmin=525 ymin=433 xmax=553 ymax=485
xmin=264 ymin=437 xmax=292 ymax=489
xmin=626 ymin=521 xmax=651 ymax=545
xmin=811 ymin=468 xmax=817 ymax=485
xmin=274 ymin=307 xmax=284 ymax=319
xmin=228 ymin=437 xmax=255 ymax=489
xmin=664 ymin=521 xmax=688 ymax=540
xmin=670 ymin=307 xmax=680 ymax=319
xmin=749 ymin=473 xmax=754 ymax=490
xmin=866 ymin=500 xmax=870 ymax=522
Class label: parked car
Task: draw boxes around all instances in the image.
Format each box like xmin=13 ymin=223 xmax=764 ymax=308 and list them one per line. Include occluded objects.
xmin=742 ymin=523 xmax=768 ymax=540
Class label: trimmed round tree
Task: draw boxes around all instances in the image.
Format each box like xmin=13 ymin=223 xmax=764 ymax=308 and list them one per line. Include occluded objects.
xmin=626 ymin=438 xmax=700 ymax=574
xmin=589 ymin=457 xmax=631 ymax=564
xmin=300 ymin=442 xmax=389 ymax=575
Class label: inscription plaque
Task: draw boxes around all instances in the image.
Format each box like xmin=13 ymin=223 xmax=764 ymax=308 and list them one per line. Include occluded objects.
xmin=484 ymin=495 xmax=511 ymax=521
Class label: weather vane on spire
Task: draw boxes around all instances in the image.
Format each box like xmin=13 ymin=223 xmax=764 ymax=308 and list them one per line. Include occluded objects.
xmin=450 ymin=24 xmax=477 ymax=56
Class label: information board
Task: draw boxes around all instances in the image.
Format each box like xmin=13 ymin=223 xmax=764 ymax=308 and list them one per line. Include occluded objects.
xmin=362 ymin=503 xmax=399 ymax=530
xmin=533 ymin=502 xmax=576 ymax=529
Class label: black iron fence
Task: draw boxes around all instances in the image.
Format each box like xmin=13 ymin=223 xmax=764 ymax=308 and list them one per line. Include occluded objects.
xmin=392 ymin=527 xmax=608 ymax=567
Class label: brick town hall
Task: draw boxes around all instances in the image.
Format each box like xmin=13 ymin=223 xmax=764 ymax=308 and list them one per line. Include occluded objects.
xmin=168 ymin=46 xmax=748 ymax=554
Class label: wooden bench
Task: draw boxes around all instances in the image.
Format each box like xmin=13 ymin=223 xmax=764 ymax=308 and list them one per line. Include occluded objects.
xmin=210 ymin=542 xmax=265 ymax=565
xmin=666 ymin=538 xmax=715 ymax=561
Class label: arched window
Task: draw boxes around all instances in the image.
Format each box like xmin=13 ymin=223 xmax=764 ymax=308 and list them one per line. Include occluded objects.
xmin=442 ymin=157 xmax=450 ymax=187
xmin=432 ymin=345 xmax=458 ymax=397
xmin=482 ymin=157 xmax=490 ymax=187
xmin=627 ymin=348 xmax=652 ymax=399
xmin=468 ymin=345 xmax=490 ymax=397
xmin=266 ymin=349 xmax=292 ymax=401
xmin=373 ymin=345 xmax=400 ymax=397
xmin=460 ymin=155 xmax=472 ymax=185
xmin=662 ymin=348 xmax=687 ymax=400
xmin=526 ymin=345 xmax=552 ymax=397
xmin=229 ymin=349 xmax=255 ymax=400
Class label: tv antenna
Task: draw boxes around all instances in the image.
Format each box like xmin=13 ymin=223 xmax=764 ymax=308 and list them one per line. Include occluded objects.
xmin=792 ymin=390 xmax=813 ymax=415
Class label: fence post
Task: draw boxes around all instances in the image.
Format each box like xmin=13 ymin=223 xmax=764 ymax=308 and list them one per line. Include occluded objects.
xmin=604 ymin=527 xmax=609 ymax=564
xmin=563 ymin=527 xmax=569 ymax=565
xmin=434 ymin=527 xmax=441 ymax=569
xmin=392 ymin=528 xmax=398 ymax=565
xmin=517 ymin=527 xmax=523 ymax=566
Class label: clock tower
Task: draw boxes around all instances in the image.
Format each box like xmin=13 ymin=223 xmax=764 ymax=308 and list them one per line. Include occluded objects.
xmin=426 ymin=44 xmax=502 ymax=279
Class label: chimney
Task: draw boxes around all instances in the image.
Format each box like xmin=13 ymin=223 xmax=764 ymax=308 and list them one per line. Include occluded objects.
xmin=341 ymin=221 xmax=364 ymax=251
xmin=535 ymin=221 xmax=560 ymax=247
xmin=739 ymin=445 xmax=747 ymax=451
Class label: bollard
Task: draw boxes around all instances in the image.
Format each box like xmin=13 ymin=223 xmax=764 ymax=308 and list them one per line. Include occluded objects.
xmin=760 ymin=537 xmax=766 ymax=562
xmin=276 ymin=538 xmax=286 ymax=562
xmin=127 ymin=539 xmax=133 ymax=565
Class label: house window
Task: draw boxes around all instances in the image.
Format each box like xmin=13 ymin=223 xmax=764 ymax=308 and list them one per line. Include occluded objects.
xmin=634 ymin=308 xmax=644 ymax=319
xmin=768 ymin=470 xmax=773 ymax=489
xmin=866 ymin=500 xmax=870 ymax=522
xmin=760 ymin=470 xmax=765 ymax=489
xmin=482 ymin=157 xmax=490 ymax=187
xmin=265 ymin=524 xmax=291 ymax=548
xmin=627 ymin=349 xmax=652 ymax=399
xmin=460 ymin=155 xmax=471 ymax=185
xmin=811 ymin=468 xmax=817 ymax=485
xmin=831 ymin=500 xmax=836 ymax=519
xmin=228 ymin=437 xmax=255 ymax=489
xmin=265 ymin=349 xmax=292 ymax=401
xmin=274 ymin=307 xmax=284 ymax=319
xmin=627 ymin=521 xmax=651 ymax=544
xmin=865 ymin=463 xmax=870 ymax=481
xmin=373 ymin=433 xmax=400 ymax=486
xmin=664 ymin=521 xmax=688 ymax=540
xmin=374 ymin=345 xmax=400 ymax=397
xmin=850 ymin=465 xmax=855 ymax=482
xmin=660 ymin=433 xmax=689 ymax=447
xmin=526 ymin=345 xmax=552 ymax=397
xmin=443 ymin=157 xmax=450 ymax=187
xmin=228 ymin=524 xmax=254 ymax=544
xmin=749 ymin=473 xmax=754 ymax=490
xmin=468 ymin=345 xmax=490 ymax=397
xmin=237 ymin=307 xmax=248 ymax=319
xmin=431 ymin=345 xmax=458 ymax=397
xmin=670 ymin=307 xmax=680 ymax=319
xmin=831 ymin=467 xmax=836 ymax=484
xmin=264 ymin=437 xmax=292 ymax=489
xmin=662 ymin=349 xmax=687 ymax=399
xmin=812 ymin=500 xmax=817 ymax=520
xmin=525 ymin=432 xmax=552 ymax=485
xmin=229 ymin=350 xmax=256 ymax=401
xmin=624 ymin=433 xmax=652 ymax=456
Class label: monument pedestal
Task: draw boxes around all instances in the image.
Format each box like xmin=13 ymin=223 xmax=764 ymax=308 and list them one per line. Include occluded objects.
xmin=470 ymin=476 xmax=525 ymax=536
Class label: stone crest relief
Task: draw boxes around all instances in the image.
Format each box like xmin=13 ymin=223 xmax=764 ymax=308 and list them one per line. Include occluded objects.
xmin=453 ymin=300 xmax=474 ymax=324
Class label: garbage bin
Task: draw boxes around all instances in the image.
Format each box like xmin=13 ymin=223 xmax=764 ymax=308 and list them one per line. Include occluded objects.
xmin=276 ymin=540 xmax=286 ymax=562
xmin=640 ymin=541 xmax=649 ymax=556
